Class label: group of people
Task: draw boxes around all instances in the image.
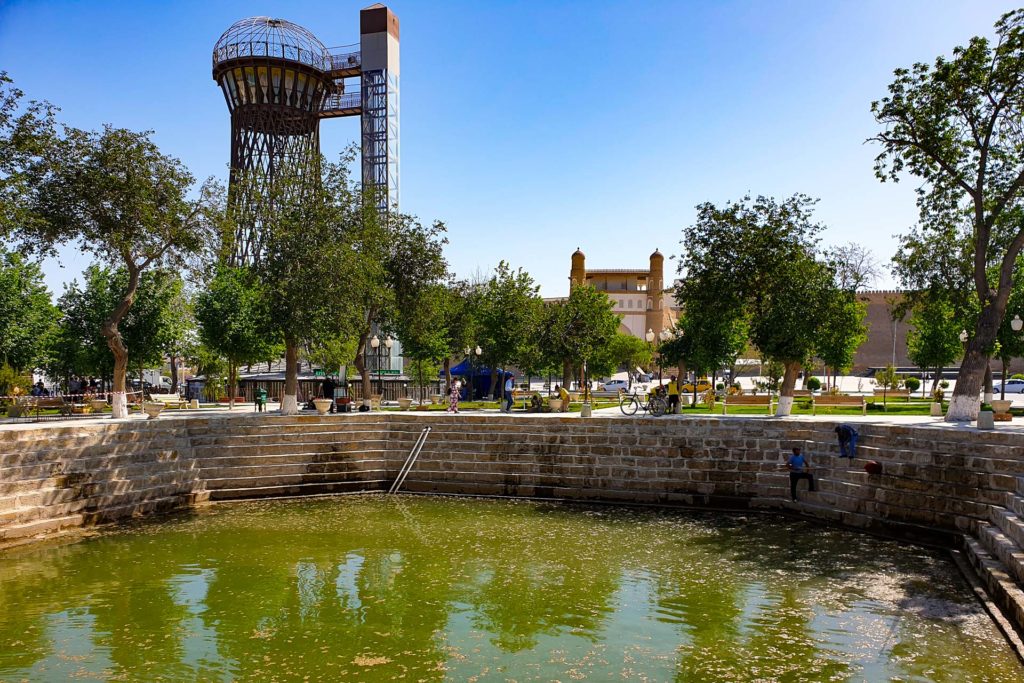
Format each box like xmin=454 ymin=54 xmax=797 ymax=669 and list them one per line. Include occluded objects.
xmin=444 ymin=376 xmax=570 ymax=414
xmin=786 ymin=424 xmax=860 ymax=501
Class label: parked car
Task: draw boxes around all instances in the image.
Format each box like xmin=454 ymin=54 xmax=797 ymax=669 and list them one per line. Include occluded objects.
xmin=681 ymin=377 xmax=712 ymax=393
xmin=600 ymin=379 xmax=631 ymax=392
xmin=994 ymin=378 xmax=1024 ymax=394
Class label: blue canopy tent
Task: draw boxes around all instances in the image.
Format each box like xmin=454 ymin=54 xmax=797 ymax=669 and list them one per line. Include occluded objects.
xmin=441 ymin=360 xmax=509 ymax=400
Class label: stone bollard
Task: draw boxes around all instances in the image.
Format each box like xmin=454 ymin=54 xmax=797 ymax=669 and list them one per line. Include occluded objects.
xmin=580 ymin=402 xmax=592 ymax=418
xmin=977 ymin=410 xmax=995 ymax=430
xmin=929 ymin=402 xmax=943 ymax=417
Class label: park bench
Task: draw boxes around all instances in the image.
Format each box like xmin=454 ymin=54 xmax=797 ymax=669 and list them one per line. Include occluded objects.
xmin=793 ymin=389 xmax=812 ymax=398
xmin=24 ymin=396 xmax=73 ymax=420
xmin=721 ymin=395 xmax=775 ymax=414
xmin=812 ymin=394 xmax=866 ymax=415
xmin=147 ymin=394 xmax=189 ymax=409
xmin=872 ymin=390 xmax=910 ymax=401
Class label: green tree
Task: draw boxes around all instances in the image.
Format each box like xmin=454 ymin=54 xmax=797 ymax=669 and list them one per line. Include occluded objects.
xmin=251 ymin=160 xmax=366 ymax=413
xmin=594 ymin=333 xmax=652 ymax=389
xmin=815 ymin=288 xmax=868 ymax=379
xmin=0 ymin=248 xmax=55 ymax=371
xmin=680 ymin=195 xmax=851 ymax=415
xmin=14 ymin=125 xmax=217 ymax=416
xmin=476 ymin=262 xmax=543 ymax=399
xmin=0 ymin=72 xmax=59 ymax=236
xmin=874 ymin=363 xmax=902 ymax=408
xmin=670 ymin=278 xmax=749 ymax=401
xmin=541 ymin=285 xmax=620 ymax=398
xmin=905 ymin=296 xmax=964 ymax=396
xmin=194 ymin=266 xmax=280 ymax=408
xmin=393 ymin=282 xmax=451 ymax=399
xmin=871 ymin=9 xmax=1024 ymax=420
xmin=41 ymin=265 xmax=184 ymax=394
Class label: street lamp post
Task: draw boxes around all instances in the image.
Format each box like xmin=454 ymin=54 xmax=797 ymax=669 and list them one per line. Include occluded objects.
xmin=369 ymin=335 xmax=394 ymax=399
xmin=645 ymin=329 xmax=655 ymax=385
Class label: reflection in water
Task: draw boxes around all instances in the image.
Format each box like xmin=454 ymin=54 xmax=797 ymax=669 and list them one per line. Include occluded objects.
xmin=0 ymin=496 xmax=1020 ymax=681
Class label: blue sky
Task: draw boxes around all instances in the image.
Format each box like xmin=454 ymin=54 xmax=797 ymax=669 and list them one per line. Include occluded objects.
xmin=1 ymin=0 xmax=1017 ymax=297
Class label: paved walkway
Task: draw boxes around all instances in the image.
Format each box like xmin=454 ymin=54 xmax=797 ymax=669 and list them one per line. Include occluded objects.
xmin=3 ymin=402 xmax=1024 ymax=435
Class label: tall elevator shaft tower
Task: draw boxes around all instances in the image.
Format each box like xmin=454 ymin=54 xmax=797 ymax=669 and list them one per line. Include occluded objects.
xmin=213 ymin=4 xmax=399 ymax=265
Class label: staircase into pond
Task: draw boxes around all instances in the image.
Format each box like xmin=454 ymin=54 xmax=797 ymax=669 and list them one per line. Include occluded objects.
xmin=187 ymin=417 xmax=392 ymax=500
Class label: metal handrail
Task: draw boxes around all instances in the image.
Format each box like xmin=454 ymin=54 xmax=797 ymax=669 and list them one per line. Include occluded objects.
xmin=327 ymin=49 xmax=361 ymax=71
xmin=389 ymin=427 xmax=431 ymax=494
xmin=323 ymin=92 xmax=361 ymax=111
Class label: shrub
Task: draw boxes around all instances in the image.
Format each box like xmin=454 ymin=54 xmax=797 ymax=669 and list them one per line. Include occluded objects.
xmin=1013 ymin=373 xmax=1024 ymax=380
xmin=981 ymin=403 xmax=994 ymax=412
xmin=805 ymin=377 xmax=821 ymax=391
xmin=904 ymin=377 xmax=921 ymax=392
xmin=940 ymin=379 xmax=950 ymax=389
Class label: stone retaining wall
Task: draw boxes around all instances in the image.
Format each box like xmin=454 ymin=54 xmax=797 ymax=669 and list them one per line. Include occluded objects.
xmin=3 ymin=413 xmax=1024 ymax=630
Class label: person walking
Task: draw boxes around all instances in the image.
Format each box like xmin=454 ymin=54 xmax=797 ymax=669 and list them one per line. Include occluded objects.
xmin=787 ymin=446 xmax=816 ymax=501
xmin=503 ymin=374 xmax=514 ymax=413
xmin=447 ymin=379 xmax=461 ymax=413
xmin=667 ymin=375 xmax=680 ymax=414
xmin=835 ymin=424 xmax=858 ymax=458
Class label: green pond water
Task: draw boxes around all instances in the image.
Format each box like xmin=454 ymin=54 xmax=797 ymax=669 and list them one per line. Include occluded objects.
xmin=0 ymin=496 xmax=1021 ymax=682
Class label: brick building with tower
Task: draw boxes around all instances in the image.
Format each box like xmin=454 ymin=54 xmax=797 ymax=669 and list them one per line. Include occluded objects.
xmin=562 ymin=249 xmax=955 ymax=377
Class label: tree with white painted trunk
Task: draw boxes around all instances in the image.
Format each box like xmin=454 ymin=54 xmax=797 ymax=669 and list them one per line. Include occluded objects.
xmin=678 ymin=195 xmax=863 ymax=416
xmin=10 ymin=122 xmax=217 ymax=418
xmin=872 ymin=9 xmax=1024 ymax=421
xmin=251 ymin=160 xmax=365 ymax=415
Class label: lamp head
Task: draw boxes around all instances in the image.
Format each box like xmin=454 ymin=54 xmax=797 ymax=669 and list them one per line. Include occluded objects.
xmin=384 ymin=336 xmax=394 ymax=349
xmin=370 ymin=335 xmax=380 ymax=349
xmin=1013 ymin=314 xmax=1023 ymax=333
xmin=645 ymin=329 xmax=655 ymax=343
xmin=959 ymin=330 xmax=969 ymax=343
xmin=475 ymin=345 xmax=482 ymax=356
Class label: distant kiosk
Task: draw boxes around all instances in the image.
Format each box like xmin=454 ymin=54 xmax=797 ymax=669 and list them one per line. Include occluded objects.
xmin=212 ymin=4 xmax=400 ymax=265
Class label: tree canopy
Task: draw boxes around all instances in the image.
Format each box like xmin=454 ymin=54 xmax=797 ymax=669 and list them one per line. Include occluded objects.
xmin=0 ymin=247 xmax=55 ymax=371
xmin=872 ymin=8 xmax=1024 ymax=420
xmin=677 ymin=194 xmax=865 ymax=414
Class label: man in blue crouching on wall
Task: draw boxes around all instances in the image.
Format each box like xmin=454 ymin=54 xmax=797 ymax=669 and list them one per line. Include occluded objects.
xmin=835 ymin=424 xmax=858 ymax=458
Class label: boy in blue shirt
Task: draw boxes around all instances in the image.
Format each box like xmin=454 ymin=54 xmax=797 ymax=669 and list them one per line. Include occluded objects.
xmin=787 ymin=446 xmax=816 ymax=501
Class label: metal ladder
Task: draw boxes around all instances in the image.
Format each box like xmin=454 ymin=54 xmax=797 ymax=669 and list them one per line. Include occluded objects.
xmin=389 ymin=427 xmax=431 ymax=494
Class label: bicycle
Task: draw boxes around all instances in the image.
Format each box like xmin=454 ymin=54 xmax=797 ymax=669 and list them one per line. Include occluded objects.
xmin=619 ymin=386 xmax=667 ymax=417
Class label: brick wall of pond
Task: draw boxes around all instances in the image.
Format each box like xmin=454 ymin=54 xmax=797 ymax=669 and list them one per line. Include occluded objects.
xmin=3 ymin=414 xmax=1020 ymax=548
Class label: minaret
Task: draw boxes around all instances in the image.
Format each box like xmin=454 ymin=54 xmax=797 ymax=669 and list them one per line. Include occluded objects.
xmin=570 ymin=248 xmax=586 ymax=289
xmin=646 ymin=249 xmax=664 ymax=335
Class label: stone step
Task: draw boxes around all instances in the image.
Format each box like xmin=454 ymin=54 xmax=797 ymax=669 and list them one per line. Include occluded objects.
xmin=202 ymin=470 xmax=377 ymax=491
xmin=192 ymin=440 xmax=385 ymax=457
xmin=194 ymin=451 xmax=391 ymax=469
xmin=188 ymin=430 xmax=389 ymax=448
xmin=962 ymin=535 xmax=1024 ymax=639
xmin=1007 ymin=493 xmax=1024 ymax=517
xmin=0 ymin=513 xmax=85 ymax=544
xmin=977 ymin=522 xmax=1024 ymax=586
xmin=1018 ymin=476 xmax=1024 ymax=497
xmin=0 ymin=441 xmax=192 ymax=468
xmin=207 ymin=479 xmax=383 ymax=501
xmin=198 ymin=461 xmax=383 ymax=480
xmin=992 ymin=507 xmax=1024 ymax=550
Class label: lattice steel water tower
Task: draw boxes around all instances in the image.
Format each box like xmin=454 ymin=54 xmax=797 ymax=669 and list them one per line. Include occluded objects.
xmin=212 ymin=4 xmax=399 ymax=264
